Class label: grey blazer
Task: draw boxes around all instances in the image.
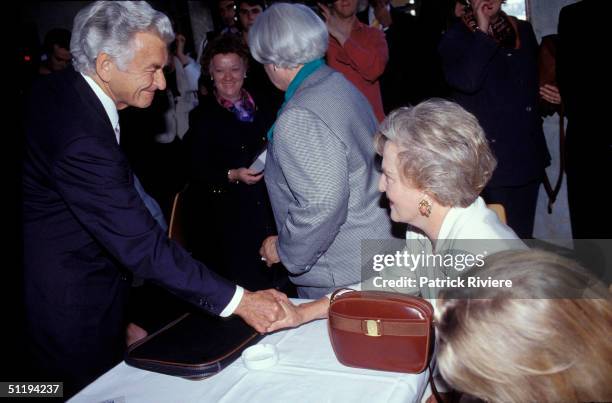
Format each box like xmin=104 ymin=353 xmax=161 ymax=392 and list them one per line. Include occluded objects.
xmin=265 ymin=65 xmax=394 ymax=298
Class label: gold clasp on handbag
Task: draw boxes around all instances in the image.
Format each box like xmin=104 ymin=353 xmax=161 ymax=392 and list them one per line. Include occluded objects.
xmin=363 ymin=319 xmax=381 ymax=337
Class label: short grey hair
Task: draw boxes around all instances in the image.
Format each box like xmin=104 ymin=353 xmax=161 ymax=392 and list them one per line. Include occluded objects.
xmin=375 ymin=99 xmax=497 ymax=207
xmin=70 ymin=1 xmax=174 ymax=74
xmin=248 ymin=3 xmax=328 ymax=68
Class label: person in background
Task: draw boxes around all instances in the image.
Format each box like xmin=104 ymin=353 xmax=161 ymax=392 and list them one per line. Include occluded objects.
xmin=250 ymin=3 xmax=394 ymax=298
xmin=38 ymin=28 xmax=72 ymax=75
xmin=154 ymin=32 xmax=201 ymax=144
xmin=436 ymin=249 xmax=612 ymax=402
xmin=357 ymin=0 xmax=450 ymax=112
xmin=438 ymin=0 xmax=550 ymax=239
xmin=321 ymin=0 xmax=388 ymax=121
xmin=356 ymin=0 xmax=415 ymax=112
xmin=183 ymin=34 xmax=293 ymax=295
xmin=238 ymin=0 xmax=284 ymax=113
xmin=557 ymin=0 xmax=611 ymax=239
xmin=217 ymin=0 xmax=240 ymax=36
xmin=237 ymin=0 xmax=264 ymax=44
xmin=22 ymin=1 xmax=284 ymax=397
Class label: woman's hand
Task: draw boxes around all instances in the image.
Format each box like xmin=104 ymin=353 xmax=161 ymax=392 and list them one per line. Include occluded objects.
xmin=266 ymin=300 xmax=305 ymax=332
xmin=229 ymin=168 xmax=264 ymax=185
xmin=472 ymin=0 xmax=500 ymax=33
xmin=539 ymin=84 xmax=562 ymax=105
xmin=266 ymin=298 xmax=330 ymax=332
xmin=259 ymin=235 xmax=281 ymax=267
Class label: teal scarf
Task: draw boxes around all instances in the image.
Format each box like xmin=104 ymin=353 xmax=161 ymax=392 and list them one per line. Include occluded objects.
xmin=266 ymin=58 xmax=325 ymax=142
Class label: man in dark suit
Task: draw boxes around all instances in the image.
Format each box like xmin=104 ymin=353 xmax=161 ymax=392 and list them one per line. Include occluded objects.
xmin=22 ymin=1 xmax=284 ymax=397
xmin=557 ymin=0 xmax=611 ymax=238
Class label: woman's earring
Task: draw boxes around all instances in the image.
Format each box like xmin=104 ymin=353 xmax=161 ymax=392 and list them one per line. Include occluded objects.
xmin=418 ymin=198 xmax=432 ymax=218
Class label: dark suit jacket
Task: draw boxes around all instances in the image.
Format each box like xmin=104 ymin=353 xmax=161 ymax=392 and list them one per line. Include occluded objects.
xmin=22 ymin=67 xmax=235 ymax=394
xmin=183 ymin=95 xmax=280 ymax=291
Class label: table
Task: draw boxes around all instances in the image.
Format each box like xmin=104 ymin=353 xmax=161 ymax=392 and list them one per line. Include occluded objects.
xmin=70 ymin=313 xmax=429 ymax=403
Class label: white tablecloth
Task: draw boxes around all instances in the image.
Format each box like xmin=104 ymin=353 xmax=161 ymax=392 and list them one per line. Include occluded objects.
xmin=70 ymin=312 xmax=429 ymax=403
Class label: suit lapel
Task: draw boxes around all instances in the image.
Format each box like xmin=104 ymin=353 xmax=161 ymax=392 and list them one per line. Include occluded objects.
xmin=68 ymin=68 xmax=115 ymax=134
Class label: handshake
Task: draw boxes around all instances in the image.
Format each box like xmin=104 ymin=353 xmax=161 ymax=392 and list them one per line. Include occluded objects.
xmin=235 ymin=235 xmax=329 ymax=333
xmin=233 ymin=289 xmax=306 ymax=333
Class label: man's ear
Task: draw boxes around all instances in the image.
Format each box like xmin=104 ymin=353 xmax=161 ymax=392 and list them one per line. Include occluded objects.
xmin=95 ymin=53 xmax=114 ymax=82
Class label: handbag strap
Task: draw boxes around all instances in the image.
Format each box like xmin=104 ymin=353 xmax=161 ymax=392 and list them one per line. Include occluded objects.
xmin=329 ymin=287 xmax=356 ymax=303
xmin=541 ymin=107 xmax=566 ymax=214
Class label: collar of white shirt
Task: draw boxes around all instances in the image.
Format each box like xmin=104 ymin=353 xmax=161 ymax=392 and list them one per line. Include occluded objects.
xmin=80 ymin=72 xmax=120 ymax=144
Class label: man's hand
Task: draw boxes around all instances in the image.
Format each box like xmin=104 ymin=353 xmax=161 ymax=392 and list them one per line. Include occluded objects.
xmin=266 ymin=298 xmax=330 ymax=332
xmin=259 ymin=235 xmax=281 ymax=267
xmin=234 ymin=289 xmax=288 ymax=333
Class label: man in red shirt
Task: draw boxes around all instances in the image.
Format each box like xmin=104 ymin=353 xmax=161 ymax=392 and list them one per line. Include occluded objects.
xmin=321 ymin=0 xmax=388 ymax=121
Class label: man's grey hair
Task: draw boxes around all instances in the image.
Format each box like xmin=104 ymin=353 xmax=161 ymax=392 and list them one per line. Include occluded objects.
xmin=375 ymin=99 xmax=497 ymax=208
xmin=70 ymin=1 xmax=174 ymax=74
xmin=248 ymin=3 xmax=328 ymax=69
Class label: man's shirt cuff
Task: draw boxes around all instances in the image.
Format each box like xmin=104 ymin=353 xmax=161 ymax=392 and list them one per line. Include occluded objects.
xmin=219 ymin=286 xmax=244 ymax=317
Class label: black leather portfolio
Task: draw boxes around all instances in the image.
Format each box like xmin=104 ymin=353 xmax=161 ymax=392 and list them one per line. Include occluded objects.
xmin=125 ymin=311 xmax=263 ymax=379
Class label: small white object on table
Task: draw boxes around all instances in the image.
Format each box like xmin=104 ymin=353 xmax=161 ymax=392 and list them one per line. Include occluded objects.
xmin=70 ymin=299 xmax=429 ymax=403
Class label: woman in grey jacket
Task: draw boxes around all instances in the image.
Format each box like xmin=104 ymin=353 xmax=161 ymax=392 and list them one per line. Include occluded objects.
xmin=250 ymin=3 xmax=394 ymax=299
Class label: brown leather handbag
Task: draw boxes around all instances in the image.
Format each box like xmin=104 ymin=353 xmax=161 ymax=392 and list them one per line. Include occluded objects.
xmin=328 ymin=289 xmax=434 ymax=373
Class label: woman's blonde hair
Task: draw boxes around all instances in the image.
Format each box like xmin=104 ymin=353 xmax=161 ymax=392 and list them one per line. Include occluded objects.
xmin=375 ymin=99 xmax=496 ymax=207
xmin=436 ymin=249 xmax=612 ymax=402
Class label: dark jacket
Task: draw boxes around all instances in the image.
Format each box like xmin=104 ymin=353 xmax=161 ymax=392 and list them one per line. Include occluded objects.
xmin=439 ymin=19 xmax=550 ymax=187
xmin=22 ymin=67 xmax=235 ymax=393
xmin=557 ymin=0 xmax=611 ymax=148
xmin=183 ymin=95 xmax=280 ymax=291
xmin=358 ymin=3 xmax=448 ymax=111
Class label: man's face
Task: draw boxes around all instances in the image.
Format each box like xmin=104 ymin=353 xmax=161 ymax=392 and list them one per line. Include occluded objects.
xmin=106 ymin=32 xmax=168 ymax=110
xmin=332 ymin=0 xmax=358 ymax=18
xmin=49 ymin=45 xmax=71 ymax=72
xmin=218 ymin=0 xmax=237 ymax=27
xmin=238 ymin=3 xmax=263 ymax=32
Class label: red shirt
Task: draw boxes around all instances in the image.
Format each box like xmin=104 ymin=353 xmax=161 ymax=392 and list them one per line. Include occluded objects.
xmin=326 ymin=20 xmax=388 ymax=122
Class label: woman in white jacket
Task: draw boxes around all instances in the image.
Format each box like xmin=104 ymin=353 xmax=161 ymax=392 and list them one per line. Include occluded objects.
xmin=266 ymin=98 xmax=523 ymax=329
